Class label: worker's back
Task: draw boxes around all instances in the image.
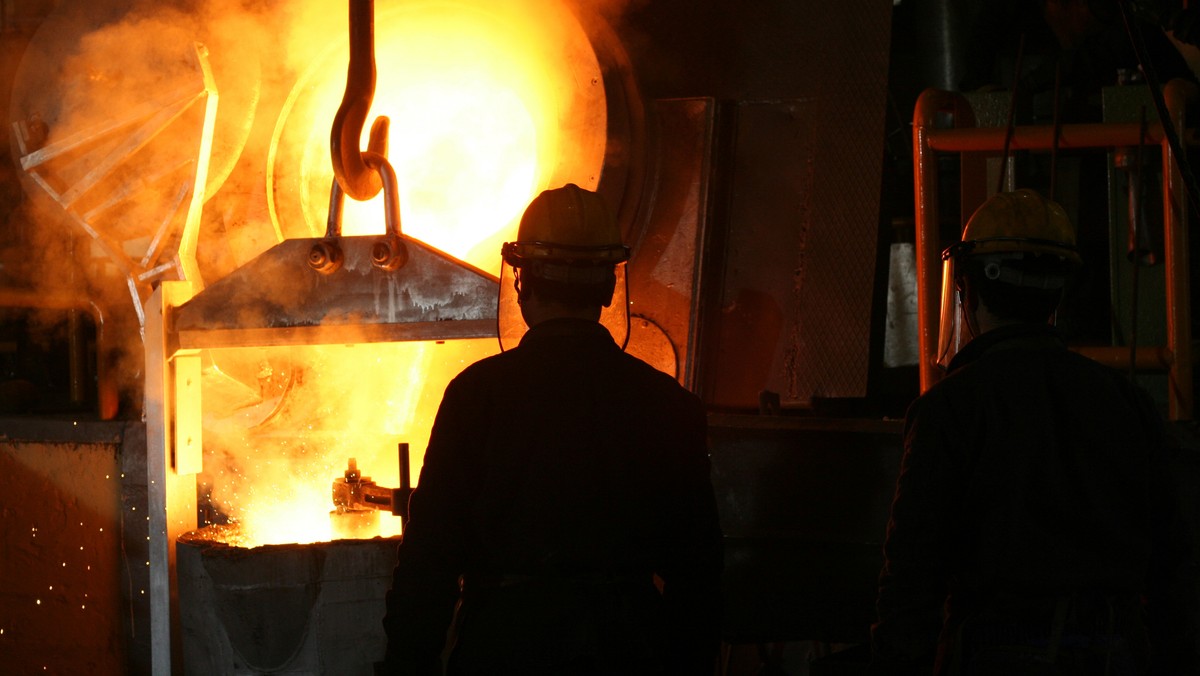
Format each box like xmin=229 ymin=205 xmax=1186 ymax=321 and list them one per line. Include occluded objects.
xmin=876 ymin=323 xmax=1194 ymax=674
xmin=384 ymin=317 xmax=722 ymax=675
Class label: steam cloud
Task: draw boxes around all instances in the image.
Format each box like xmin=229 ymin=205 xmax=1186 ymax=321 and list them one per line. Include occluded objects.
xmin=4 ymin=0 xmax=635 ymax=544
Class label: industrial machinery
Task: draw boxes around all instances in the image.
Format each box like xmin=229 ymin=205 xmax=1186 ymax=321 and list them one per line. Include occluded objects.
xmin=138 ymin=1 xmax=714 ymax=671
xmin=331 ymin=450 xmax=414 ymax=531
xmin=1 ymin=0 xmax=896 ymax=673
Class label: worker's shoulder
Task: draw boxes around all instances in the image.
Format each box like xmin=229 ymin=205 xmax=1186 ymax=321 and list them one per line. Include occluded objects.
xmin=614 ymin=356 xmax=705 ymax=420
xmin=609 ymin=347 xmax=689 ymax=385
xmin=934 ymin=342 xmax=1153 ymax=411
xmin=446 ymin=347 xmax=521 ymax=384
xmin=446 ymin=341 xmax=698 ymax=402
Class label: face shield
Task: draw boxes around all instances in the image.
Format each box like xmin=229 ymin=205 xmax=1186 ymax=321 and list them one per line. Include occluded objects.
xmin=936 ymin=244 xmax=1073 ymax=370
xmin=935 ymin=252 xmax=969 ymax=371
xmin=497 ymin=258 xmax=630 ymax=352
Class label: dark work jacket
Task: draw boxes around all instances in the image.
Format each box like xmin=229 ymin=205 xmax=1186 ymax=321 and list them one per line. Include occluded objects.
xmin=377 ymin=318 xmax=723 ymax=676
xmin=871 ymin=323 xmax=1199 ymax=675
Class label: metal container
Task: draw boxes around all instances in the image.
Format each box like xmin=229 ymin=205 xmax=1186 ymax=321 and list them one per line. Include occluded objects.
xmin=177 ymin=529 xmax=399 ymax=676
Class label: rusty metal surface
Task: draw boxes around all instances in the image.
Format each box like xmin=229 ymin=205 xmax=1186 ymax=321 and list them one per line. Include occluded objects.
xmin=701 ymin=3 xmax=892 ymax=409
xmin=625 ymin=97 xmax=716 ymax=387
xmin=790 ymin=1 xmax=892 ymax=405
xmin=0 ymin=418 xmax=150 ymax=675
xmin=174 ymin=235 xmax=499 ymax=349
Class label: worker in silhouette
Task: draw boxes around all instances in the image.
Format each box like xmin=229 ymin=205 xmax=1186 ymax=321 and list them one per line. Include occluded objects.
xmin=871 ymin=189 xmax=1198 ymax=674
xmin=958 ymin=0 xmax=1200 ymax=347
xmin=375 ymin=184 xmax=723 ymax=675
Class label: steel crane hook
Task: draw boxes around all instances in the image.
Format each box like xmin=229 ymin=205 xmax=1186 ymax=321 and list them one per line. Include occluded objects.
xmin=331 ymin=0 xmax=389 ymax=201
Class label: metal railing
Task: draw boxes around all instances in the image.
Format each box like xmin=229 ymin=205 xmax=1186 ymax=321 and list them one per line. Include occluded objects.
xmin=912 ymin=80 xmax=1195 ymax=420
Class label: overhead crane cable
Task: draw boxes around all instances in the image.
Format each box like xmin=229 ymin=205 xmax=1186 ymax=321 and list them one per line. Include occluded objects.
xmin=1050 ymin=60 xmax=1064 ymax=201
xmin=998 ymin=32 xmax=1027 ymax=195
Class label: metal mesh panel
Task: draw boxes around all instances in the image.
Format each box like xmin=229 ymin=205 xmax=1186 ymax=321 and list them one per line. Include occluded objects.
xmin=708 ymin=1 xmax=893 ymax=408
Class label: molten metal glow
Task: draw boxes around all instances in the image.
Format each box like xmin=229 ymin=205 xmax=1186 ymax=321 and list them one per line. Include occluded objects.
xmin=342 ymin=73 xmax=540 ymax=270
xmin=270 ymin=0 xmax=608 ymax=274
xmin=203 ymin=339 xmax=499 ymax=547
xmin=210 ymin=0 xmax=606 ymax=547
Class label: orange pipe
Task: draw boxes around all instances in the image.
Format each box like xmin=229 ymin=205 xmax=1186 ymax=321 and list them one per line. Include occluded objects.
xmin=1162 ymin=80 xmax=1195 ymax=420
xmin=911 ymin=84 xmax=1197 ymax=419
xmin=912 ymin=89 xmax=976 ymax=392
xmin=925 ymin=122 xmax=1165 ymax=153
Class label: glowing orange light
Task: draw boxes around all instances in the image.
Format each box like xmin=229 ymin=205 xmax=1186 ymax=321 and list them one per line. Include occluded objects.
xmin=216 ymin=0 xmax=606 ymax=548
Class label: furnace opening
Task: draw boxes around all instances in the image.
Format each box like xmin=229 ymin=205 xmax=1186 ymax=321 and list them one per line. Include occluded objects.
xmin=268 ymin=0 xmax=609 ymax=274
xmin=199 ymin=0 xmax=615 ymax=548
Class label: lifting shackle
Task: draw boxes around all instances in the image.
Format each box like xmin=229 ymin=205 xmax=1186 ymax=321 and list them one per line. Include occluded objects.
xmin=312 ymin=0 xmax=408 ymax=275
xmin=331 ymin=0 xmax=390 ymax=201
xmin=311 ymin=151 xmax=408 ymax=274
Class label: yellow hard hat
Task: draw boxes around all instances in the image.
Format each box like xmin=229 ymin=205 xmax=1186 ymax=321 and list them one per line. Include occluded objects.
xmin=943 ymin=189 xmax=1082 ymax=264
xmin=502 ymin=184 xmax=629 ymax=271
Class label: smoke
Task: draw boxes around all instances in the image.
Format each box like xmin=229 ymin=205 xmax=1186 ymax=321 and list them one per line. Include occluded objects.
xmin=4 ymin=0 xmax=642 ymax=539
xmin=5 ymin=0 xmax=641 ymax=325
xmin=3 ymin=0 xmax=296 ymax=413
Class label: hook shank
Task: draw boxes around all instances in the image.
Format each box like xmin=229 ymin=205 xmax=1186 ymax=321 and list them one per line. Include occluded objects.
xmin=331 ymin=0 xmax=387 ymax=201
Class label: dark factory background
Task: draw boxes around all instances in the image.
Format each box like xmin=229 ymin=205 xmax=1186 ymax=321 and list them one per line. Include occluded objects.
xmin=1 ymin=0 xmax=1198 ymax=674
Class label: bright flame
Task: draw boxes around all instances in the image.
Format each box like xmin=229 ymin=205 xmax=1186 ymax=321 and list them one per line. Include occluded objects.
xmin=344 ymin=44 xmax=543 ymax=261
xmin=201 ymin=339 xmax=497 ymax=547
xmin=270 ymin=0 xmax=608 ymax=275
xmin=211 ymin=0 xmax=607 ymax=548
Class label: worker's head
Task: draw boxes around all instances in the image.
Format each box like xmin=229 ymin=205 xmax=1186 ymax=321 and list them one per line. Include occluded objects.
xmin=937 ymin=189 xmax=1081 ymax=368
xmin=497 ymin=184 xmax=630 ymax=349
